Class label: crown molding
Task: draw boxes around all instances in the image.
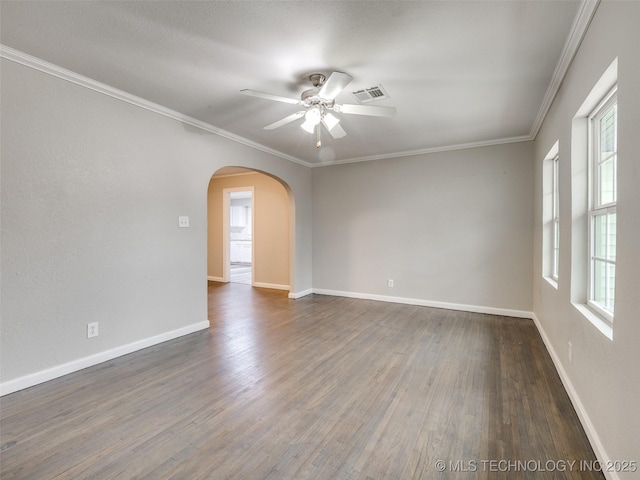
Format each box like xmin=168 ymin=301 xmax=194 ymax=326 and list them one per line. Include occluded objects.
xmin=2 ymin=0 xmax=597 ymax=173
xmin=0 ymin=44 xmax=313 ymax=168
xmin=312 ymin=134 xmax=533 ymax=167
xmin=529 ymin=0 xmax=600 ymax=139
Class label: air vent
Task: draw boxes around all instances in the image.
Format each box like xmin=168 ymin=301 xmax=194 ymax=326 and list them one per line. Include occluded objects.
xmin=352 ymin=85 xmax=390 ymax=103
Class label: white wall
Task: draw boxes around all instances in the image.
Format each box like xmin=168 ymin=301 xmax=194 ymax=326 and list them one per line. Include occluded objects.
xmin=0 ymin=58 xmax=312 ymax=392
xmin=312 ymin=141 xmax=534 ymax=315
xmin=532 ymin=2 xmax=640 ymax=475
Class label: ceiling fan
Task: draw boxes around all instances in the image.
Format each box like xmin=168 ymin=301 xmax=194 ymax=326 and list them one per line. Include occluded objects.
xmin=241 ymin=72 xmax=396 ymax=148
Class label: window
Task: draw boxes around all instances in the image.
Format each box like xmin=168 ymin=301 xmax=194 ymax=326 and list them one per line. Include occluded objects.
xmin=570 ymin=58 xmax=617 ymax=339
xmin=552 ymin=154 xmax=560 ymax=281
xmin=588 ymin=88 xmax=617 ymax=322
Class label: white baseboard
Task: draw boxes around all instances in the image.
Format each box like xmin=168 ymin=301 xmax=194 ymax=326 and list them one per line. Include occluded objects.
xmin=312 ymin=288 xmax=534 ymax=319
xmin=0 ymin=320 xmax=210 ymax=396
xmin=207 ymin=276 xmax=225 ymax=282
xmin=531 ymin=313 xmax=617 ymax=480
xmin=289 ymin=288 xmax=313 ymax=299
xmin=253 ymin=282 xmax=289 ymax=291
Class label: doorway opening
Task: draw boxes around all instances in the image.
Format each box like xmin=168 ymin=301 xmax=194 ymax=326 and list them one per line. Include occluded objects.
xmin=207 ymin=167 xmax=293 ymax=293
xmin=228 ymin=189 xmax=253 ymax=285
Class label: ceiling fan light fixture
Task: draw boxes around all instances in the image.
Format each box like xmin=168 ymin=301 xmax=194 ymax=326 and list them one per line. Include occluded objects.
xmin=305 ymin=107 xmax=321 ymax=123
xmin=322 ymin=112 xmax=340 ymax=131
xmin=301 ymin=107 xmax=321 ymax=133
xmin=300 ymin=119 xmax=317 ymax=133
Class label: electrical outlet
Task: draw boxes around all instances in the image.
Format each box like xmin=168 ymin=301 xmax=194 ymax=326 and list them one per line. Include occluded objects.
xmin=87 ymin=322 xmax=99 ymax=338
xmin=178 ymin=216 xmax=190 ymax=228
xmin=388 ymin=279 xmax=394 ymax=288
xmin=568 ymin=342 xmax=573 ymax=364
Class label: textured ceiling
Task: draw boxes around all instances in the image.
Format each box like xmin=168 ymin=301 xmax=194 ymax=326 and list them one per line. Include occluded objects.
xmin=0 ymin=1 xmax=584 ymax=166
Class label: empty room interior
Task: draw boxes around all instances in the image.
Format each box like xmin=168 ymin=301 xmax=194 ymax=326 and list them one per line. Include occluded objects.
xmin=1 ymin=1 xmax=639 ymax=479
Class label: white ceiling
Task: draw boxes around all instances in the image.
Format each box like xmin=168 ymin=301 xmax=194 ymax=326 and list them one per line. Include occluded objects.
xmin=0 ymin=1 xmax=588 ymax=166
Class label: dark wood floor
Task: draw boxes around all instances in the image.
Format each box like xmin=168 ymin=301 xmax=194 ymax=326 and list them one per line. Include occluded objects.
xmin=1 ymin=283 xmax=603 ymax=479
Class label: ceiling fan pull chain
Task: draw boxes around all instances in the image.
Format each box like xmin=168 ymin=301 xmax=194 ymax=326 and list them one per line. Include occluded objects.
xmin=316 ymin=123 xmax=321 ymax=148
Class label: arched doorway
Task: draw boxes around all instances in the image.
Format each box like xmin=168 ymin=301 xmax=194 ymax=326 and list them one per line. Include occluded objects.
xmin=207 ymin=167 xmax=293 ymax=292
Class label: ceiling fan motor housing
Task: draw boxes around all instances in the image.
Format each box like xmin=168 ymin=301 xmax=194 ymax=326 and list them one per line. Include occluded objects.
xmin=301 ymin=88 xmax=335 ymax=110
xmin=300 ymin=73 xmax=336 ymax=109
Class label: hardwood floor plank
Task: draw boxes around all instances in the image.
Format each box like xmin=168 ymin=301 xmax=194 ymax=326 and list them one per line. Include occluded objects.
xmin=0 ymin=283 xmax=604 ymax=479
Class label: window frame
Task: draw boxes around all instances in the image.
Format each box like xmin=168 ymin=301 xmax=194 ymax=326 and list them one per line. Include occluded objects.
xmin=552 ymin=154 xmax=560 ymax=282
xmin=587 ymin=87 xmax=617 ymax=324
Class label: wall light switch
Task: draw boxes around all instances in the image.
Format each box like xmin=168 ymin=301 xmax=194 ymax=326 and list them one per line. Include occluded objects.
xmin=178 ymin=216 xmax=190 ymax=228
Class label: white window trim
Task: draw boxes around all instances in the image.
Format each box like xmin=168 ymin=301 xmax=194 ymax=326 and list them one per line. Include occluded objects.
xmin=587 ymin=87 xmax=617 ymax=324
xmin=552 ymin=154 xmax=560 ymax=282
xmin=573 ymin=303 xmax=613 ymax=340
xmin=542 ymin=141 xmax=559 ymax=289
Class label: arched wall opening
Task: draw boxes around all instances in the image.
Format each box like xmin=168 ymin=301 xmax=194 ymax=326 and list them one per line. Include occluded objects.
xmin=207 ymin=166 xmax=295 ymax=292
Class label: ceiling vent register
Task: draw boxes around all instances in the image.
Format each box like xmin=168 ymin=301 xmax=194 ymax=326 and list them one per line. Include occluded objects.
xmin=352 ymin=85 xmax=389 ymax=103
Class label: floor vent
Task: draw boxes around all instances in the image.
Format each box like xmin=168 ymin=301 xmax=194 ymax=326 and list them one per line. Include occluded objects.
xmin=352 ymin=85 xmax=390 ymax=103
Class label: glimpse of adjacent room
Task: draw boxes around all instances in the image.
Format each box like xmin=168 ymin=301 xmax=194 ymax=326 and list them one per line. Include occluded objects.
xmin=229 ymin=190 xmax=252 ymax=285
xmin=207 ymin=168 xmax=290 ymax=291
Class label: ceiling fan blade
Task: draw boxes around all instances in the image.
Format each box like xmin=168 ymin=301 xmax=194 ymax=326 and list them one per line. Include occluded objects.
xmin=318 ymin=72 xmax=353 ymax=100
xmin=322 ymin=119 xmax=347 ymax=139
xmin=335 ymin=104 xmax=397 ymax=117
xmin=263 ymin=111 xmax=306 ymax=130
xmin=241 ymin=89 xmax=301 ymax=105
